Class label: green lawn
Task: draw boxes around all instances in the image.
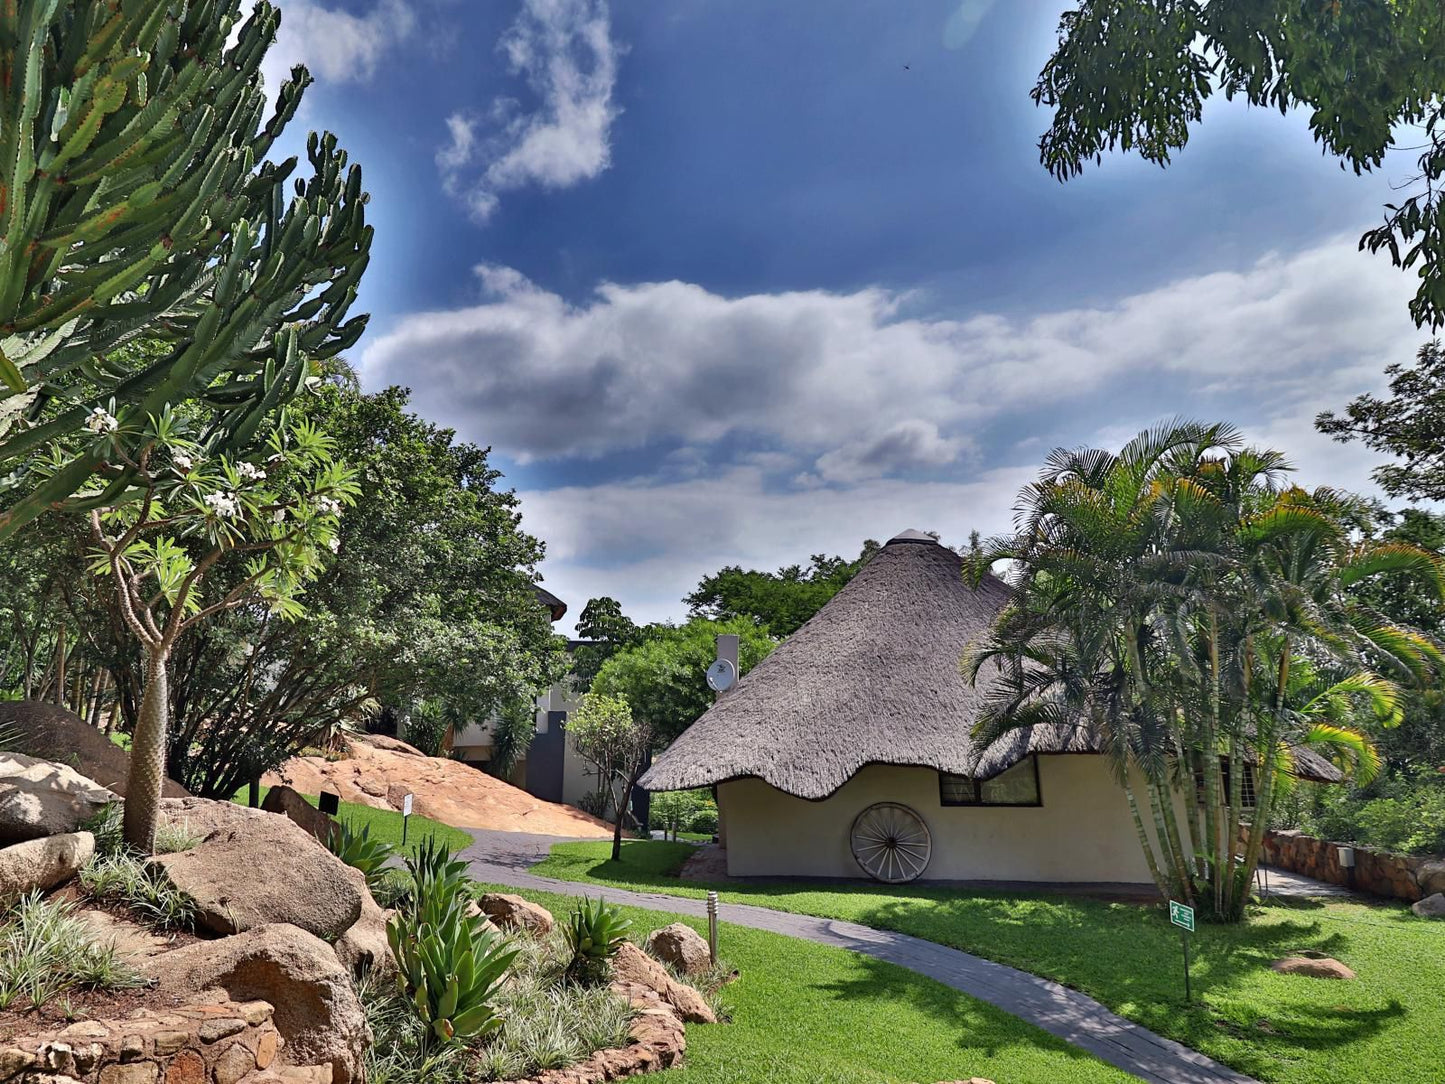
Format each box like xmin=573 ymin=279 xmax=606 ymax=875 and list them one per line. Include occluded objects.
xmin=230 ymin=786 xmax=472 ymax=855
xmin=476 ymin=884 xmax=1138 ymax=1084
xmin=531 ymin=840 xmax=1444 ymax=1084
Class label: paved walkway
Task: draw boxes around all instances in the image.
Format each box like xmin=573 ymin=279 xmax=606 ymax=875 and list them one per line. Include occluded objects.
xmin=461 ymin=828 xmax=1259 ymax=1084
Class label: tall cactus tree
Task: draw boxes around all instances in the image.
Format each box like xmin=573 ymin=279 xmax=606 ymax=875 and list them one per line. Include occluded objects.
xmin=0 ymin=0 xmax=372 ymax=540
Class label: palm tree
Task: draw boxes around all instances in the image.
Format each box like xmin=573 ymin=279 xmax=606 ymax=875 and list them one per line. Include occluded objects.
xmin=968 ymin=421 xmax=1444 ymax=920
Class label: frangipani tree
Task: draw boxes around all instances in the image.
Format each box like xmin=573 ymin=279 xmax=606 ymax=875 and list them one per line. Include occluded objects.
xmin=967 ymin=422 xmax=1445 ymax=920
xmin=79 ymin=403 xmax=357 ymax=851
xmin=0 ymin=0 xmax=372 ymax=540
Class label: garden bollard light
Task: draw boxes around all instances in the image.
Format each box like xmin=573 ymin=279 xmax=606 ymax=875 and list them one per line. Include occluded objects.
xmin=705 ymin=890 xmax=716 ymax=965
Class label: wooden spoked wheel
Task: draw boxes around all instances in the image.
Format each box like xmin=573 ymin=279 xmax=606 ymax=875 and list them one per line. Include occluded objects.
xmin=849 ymin=802 xmax=932 ymax=883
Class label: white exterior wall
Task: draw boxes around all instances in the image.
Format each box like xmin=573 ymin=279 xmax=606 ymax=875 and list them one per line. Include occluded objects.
xmin=718 ymin=756 xmax=1169 ymax=884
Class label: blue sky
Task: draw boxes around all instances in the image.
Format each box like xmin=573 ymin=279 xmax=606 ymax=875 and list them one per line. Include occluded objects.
xmin=270 ymin=0 xmax=1428 ymax=630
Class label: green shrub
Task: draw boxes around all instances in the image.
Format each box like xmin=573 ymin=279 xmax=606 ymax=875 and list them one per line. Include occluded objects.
xmin=561 ymin=898 xmax=629 ymax=982
xmin=1288 ymin=773 xmax=1445 ymax=856
xmin=685 ymin=807 xmax=719 ymax=836
xmin=79 ymin=853 xmax=197 ymax=931
xmin=328 ymin=818 xmax=397 ymax=891
xmin=0 ymin=892 xmax=144 ymax=1011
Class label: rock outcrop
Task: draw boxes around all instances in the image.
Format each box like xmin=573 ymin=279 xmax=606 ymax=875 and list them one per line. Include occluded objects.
xmin=0 ymin=700 xmax=188 ymax=799
xmin=0 ymin=830 xmax=95 ymax=898
xmin=610 ymin=942 xmax=716 ymax=1024
xmin=260 ymin=786 xmax=338 ymax=847
xmin=1411 ymin=892 xmax=1445 ymax=918
xmin=151 ymin=806 xmax=362 ymax=940
xmin=331 ymin=866 xmax=395 ymax=980
xmin=0 ymin=753 xmax=116 ymax=844
xmin=142 ymin=923 xmax=370 ymax=1084
xmin=1270 ymin=955 xmax=1356 ymax=979
xmin=475 ymin=892 xmax=555 ymax=935
xmin=645 ymin=922 xmax=712 ymax=976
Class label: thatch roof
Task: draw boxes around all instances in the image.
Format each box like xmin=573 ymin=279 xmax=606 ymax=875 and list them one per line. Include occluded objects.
xmin=532 ymin=584 xmax=567 ymax=623
xmin=641 ymin=529 xmax=1343 ymax=798
xmin=643 ymin=531 xmax=1035 ymax=799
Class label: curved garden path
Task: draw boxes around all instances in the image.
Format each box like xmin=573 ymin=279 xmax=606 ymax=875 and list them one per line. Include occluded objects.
xmin=461 ymin=828 xmax=1260 ymax=1084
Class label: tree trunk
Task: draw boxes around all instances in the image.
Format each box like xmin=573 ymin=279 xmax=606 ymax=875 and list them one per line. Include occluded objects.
xmin=123 ymin=647 xmax=170 ymax=853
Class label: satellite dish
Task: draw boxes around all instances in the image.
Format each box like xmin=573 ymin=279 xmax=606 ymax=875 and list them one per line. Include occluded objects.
xmin=706 ymin=658 xmax=737 ymax=693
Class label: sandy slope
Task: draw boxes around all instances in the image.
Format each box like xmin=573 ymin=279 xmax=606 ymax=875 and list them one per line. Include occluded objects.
xmin=263 ymin=733 xmax=613 ymax=838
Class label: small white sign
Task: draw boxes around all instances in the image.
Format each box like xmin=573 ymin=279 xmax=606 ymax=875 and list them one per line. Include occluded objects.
xmin=402 ymin=793 xmax=414 ymax=817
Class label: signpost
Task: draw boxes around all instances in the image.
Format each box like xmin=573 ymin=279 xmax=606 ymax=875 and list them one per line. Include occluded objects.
xmin=1169 ymin=900 xmax=1195 ymax=1002
xmin=401 ymin=793 xmax=414 ymax=845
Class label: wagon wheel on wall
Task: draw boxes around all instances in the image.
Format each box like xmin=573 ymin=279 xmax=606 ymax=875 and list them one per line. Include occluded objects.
xmin=850 ymin=802 xmax=932 ymax=883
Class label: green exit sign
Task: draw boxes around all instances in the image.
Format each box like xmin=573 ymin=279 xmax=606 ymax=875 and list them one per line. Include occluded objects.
xmin=1169 ymin=900 xmax=1195 ymax=932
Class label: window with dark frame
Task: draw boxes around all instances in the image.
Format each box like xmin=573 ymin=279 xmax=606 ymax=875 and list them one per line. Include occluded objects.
xmin=1193 ymin=758 xmax=1257 ymax=808
xmin=938 ymin=756 xmax=1042 ymax=807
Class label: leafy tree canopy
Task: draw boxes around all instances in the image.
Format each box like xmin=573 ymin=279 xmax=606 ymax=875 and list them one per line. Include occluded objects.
xmin=591 ymin=617 xmax=775 ymax=747
xmin=1035 ymin=1 xmax=1445 ymax=326
xmin=684 ymin=541 xmax=879 ymax=637
xmin=1317 ymin=340 xmax=1445 ymax=502
xmin=570 ymin=596 xmax=645 ymax=687
xmin=0 ymin=1 xmax=371 ymax=538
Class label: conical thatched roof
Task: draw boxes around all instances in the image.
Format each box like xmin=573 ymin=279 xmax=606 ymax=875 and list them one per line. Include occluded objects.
xmin=642 ymin=530 xmax=1343 ymax=799
xmin=642 ymin=531 xmax=1042 ymax=799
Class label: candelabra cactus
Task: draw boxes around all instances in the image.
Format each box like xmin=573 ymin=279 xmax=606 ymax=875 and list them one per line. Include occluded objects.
xmin=0 ymin=0 xmax=372 ymax=539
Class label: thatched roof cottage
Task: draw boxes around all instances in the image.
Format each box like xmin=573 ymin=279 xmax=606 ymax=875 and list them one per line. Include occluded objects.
xmin=643 ymin=530 xmax=1338 ymax=886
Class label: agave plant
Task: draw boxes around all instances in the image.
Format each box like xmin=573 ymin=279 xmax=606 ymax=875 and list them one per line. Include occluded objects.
xmin=563 ymin=898 xmax=630 ymax=980
xmin=386 ymin=905 xmax=517 ymax=1049
xmin=327 ymin=820 xmax=396 ymax=892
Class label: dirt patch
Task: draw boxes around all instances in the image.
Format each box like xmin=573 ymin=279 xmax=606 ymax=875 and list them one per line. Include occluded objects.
xmin=0 ymin=984 xmax=194 ymax=1042
xmin=264 ymin=735 xmax=614 ymax=838
xmin=680 ymin=844 xmax=732 ymax=882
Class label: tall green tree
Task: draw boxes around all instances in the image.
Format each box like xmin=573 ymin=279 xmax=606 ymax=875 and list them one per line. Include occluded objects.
xmin=0 ymin=0 xmax=372 ymax=539
xmin=119 ymin=382 xmax=568 ymax=800
xmin=568 ymin=691 xmax=651 ymax=861
xmin=1316 ymin=340 xmax=1445 ymax=501
xmin=570 ymin=596 xmax=644 ymax=687
xmin=968 ymin=422 xmax=1443 ymax=920
xmin=684 ymin=542 xmax=879 ymax=637
xmin=1033 ymin=2 xmax=1445 ymax=327
xmin=592 ymin=617 xmax=774 ymax=747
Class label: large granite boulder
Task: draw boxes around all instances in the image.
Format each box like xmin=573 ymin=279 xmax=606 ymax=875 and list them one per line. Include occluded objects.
xmin=261 ymin=784 xmax=338 ymax=846
xmin=0 ymin=753 xmax=116 ymax=844
xmin=611 ymin=941 xmax=716 ymax=1023
xmin=645 ymin=922 xmax=712 ymax=976
xmin=1270 ymin=955 xmax=1356 ymax=979
xmin=142 ymin=923 xmax=370 ymax=1084
xmin=0 ymin=831 xmax=94 ymax=898
xmin=332 ymin=865 xmax=396 ymax=980
xmin=1412 ymin=892 xmax=1445 ymax=918
xmin=475 ymin=891 xmax=554 ymax=935
xmin=151 ymin=801 xmax=362 ymax=940
xmin=0 ymin=700 xmax=188 ymax=798
xmin=1417 ymin=861 xmax=1445 ymax=898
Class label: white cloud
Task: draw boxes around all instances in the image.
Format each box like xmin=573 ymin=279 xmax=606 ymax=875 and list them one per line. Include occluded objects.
xmin=437 ymin=0 xmax=620 ymax=222
xmin=361 ymin=236 xmax=1419 ymax=473
xmin=257 ymin=0 xmax=415 ymax=101
xmin=522 ymin=464 xmax=1037 ymax=631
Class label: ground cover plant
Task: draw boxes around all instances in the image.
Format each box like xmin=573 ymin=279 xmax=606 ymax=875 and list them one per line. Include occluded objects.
xmin=475 ymin=884 xmax=1138 ymax=1084
xmin=533 ymin=840 xmax=1442 ymax=1084
xmin=0 ymin=893 xmax=143 ymax=1013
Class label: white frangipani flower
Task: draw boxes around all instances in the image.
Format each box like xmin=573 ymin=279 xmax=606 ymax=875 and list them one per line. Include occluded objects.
xmin=316 ymin=495 xmax=342 ymax=517
xmin=236 ymin=462 xmax=266 ymax=481
xmin=203 ymin=491 xmax=241 ymax=518
xmin=85 ymin=407 xmax=118 ymax=434
xmin=327 ymin=536 xmax=340 ymax=554
xmin=272 ymin=508 xmax=287 ymax=525
xmin=172 ymin=452 xmax=194 ymax=472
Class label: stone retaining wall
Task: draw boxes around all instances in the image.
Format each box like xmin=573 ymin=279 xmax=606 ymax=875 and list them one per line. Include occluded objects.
xmin=1257 ymin=829 xmax=1445 ymax=902
xmin=0 ymin=998 xmax=331 ymax=1084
